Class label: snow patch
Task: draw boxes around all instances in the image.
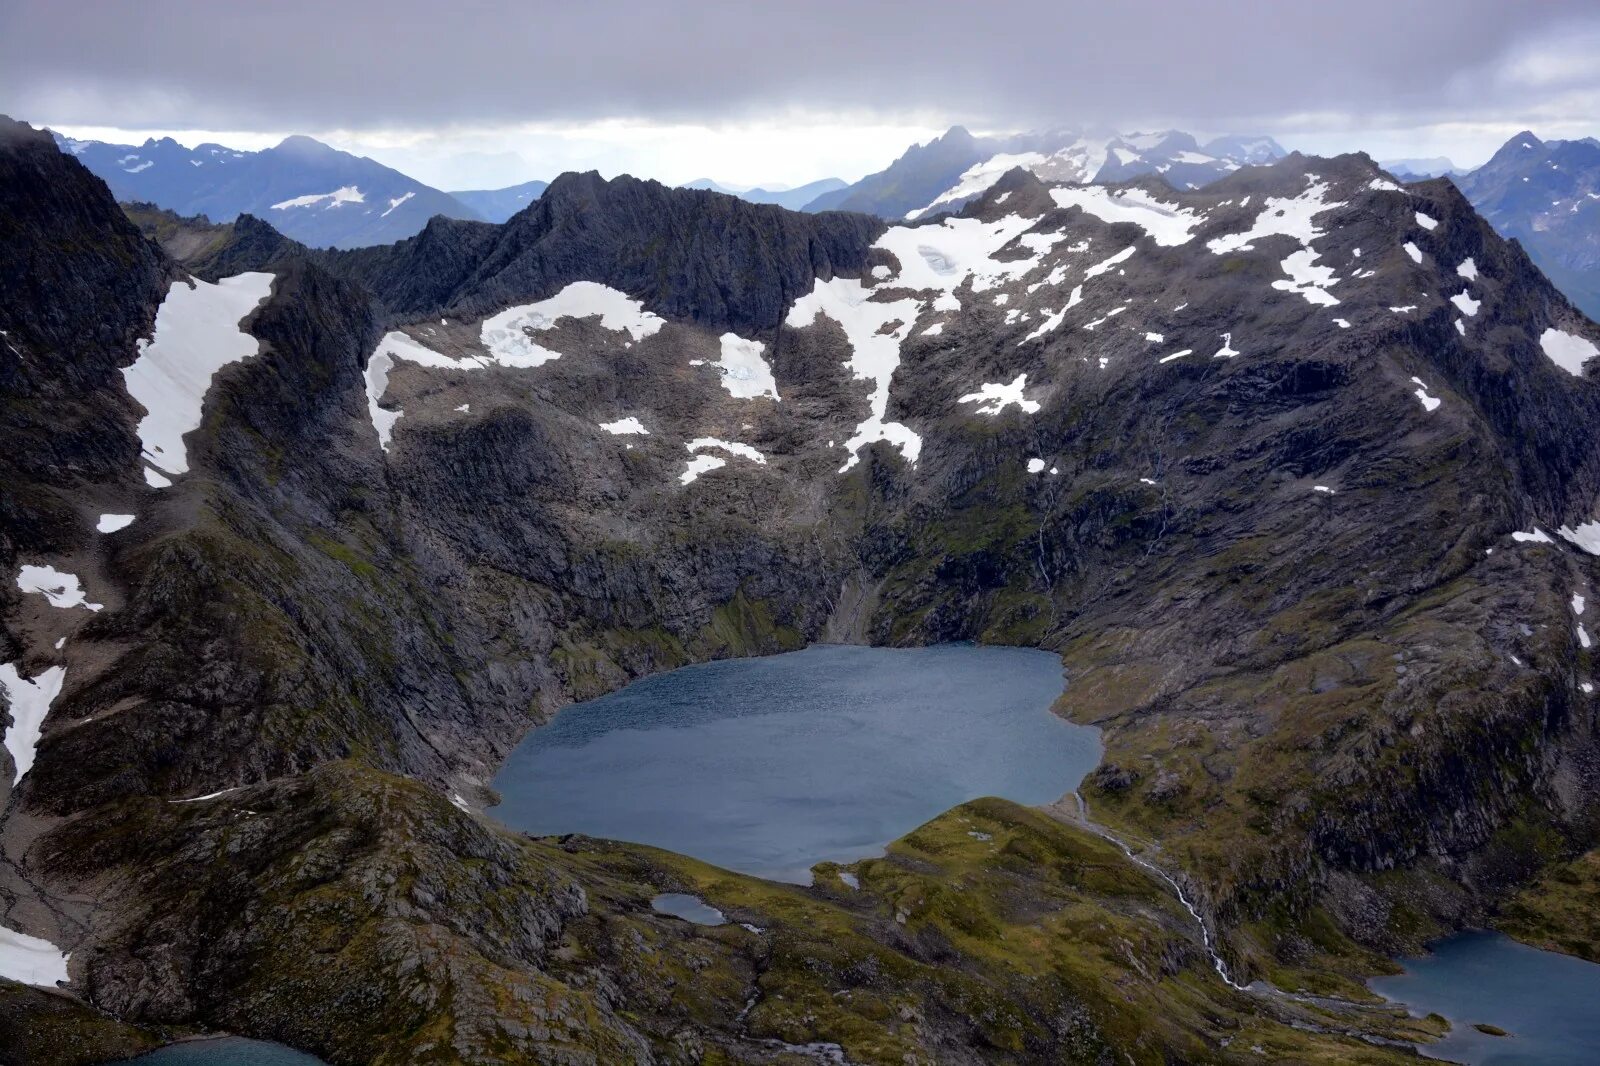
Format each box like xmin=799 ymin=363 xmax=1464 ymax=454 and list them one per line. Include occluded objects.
xmin=706 ymin=334 xmax=780 ymax=400
xmin=0 ymin=663 xmax=65 ymax=786
xmin=1450 ymin=290 xmax=1480 ymax=317
xmin=1048 ymin=186 xmax=1206 ymax=246
xmin=688 ymin=437 xmax=766 ymax=464
xmin=381 ymin=191 xmax=415 ymax=218
xmin=1410 ymin=377 xmax=1442 ymax=412
xmin=1213 ymin=332 xmax=1240 ymax=359
xmin=1027 ymin=458 xmax=1046 ymax=473
xmin=481 ymin=282 xmax=664 ymax=368
xmin=1414 ymin=211 xmax=1439 ymax=231
xmin=16 ymin=566 xmax=100 ymax=611
xmin=958 ymin=373 xmax=1040 ymax=415
xmin=600 ymin=417 xmax=648 ymax=436
xmin=123 ymin=273 xmax=275 ymax=479
xmin=1512 ymin=528 xmax=1553 ymax=544
xmin=96 ymin=514 xmax=135 ymax=533
xmin=1558 ymin=522 xmax=1600 ymax=555
xmin=1456 ymin=258 xmax=1478 ymax=281
xmin=271 ymin=186 xmax=365 ymax=210
xmin=1403 ymin=242 xmax=1423 ymax=264
xmin=1539 ymin=328 xmax=1599 ymax=376
xmin=1274 ymin=247 xmax=1341 ymax=306
xmin=1084 ymin=245 xmax=1135 ymax=278
xmin=679 ymin=454 xmax=727 ymax=485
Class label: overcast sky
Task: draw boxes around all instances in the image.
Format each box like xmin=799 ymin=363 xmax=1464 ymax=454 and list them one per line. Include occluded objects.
xmin=4 ymin=0 xmax=1600 ymax=189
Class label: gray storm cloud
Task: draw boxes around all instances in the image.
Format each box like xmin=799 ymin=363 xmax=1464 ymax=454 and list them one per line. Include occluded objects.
xmin=2 ymin=0 xmax=1599 ymax=134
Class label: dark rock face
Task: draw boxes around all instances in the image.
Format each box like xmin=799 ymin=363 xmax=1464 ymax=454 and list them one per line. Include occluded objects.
xmin=0 ymin=116 xmax=170 ymax=583
xmin=323 ymin=171 xmax=886 ymax=335
xmin=3 ymin=115 xmax=1600 ymax=1063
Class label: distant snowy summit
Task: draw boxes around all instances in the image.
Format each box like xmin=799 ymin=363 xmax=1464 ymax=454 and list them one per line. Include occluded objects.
xmin=801 ymin=125 xmax=1287 ymax=220
xmin=54 ymin=132 xmax=484 ymax=248
xmin=1453 ymin=130 xmax=1600 ymax=321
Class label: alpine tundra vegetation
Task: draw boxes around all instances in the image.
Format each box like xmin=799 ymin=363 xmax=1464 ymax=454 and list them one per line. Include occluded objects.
xmin=5 ymin=2 xmax=1600 ymax=1063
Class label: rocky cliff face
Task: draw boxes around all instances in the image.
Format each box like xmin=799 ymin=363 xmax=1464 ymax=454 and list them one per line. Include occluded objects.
xmin=3 ymin=114 xmax=1600 ymax=1063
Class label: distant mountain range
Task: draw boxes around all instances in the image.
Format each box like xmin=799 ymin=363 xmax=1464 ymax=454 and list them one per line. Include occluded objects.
xmin=680 ymin=176 xmax=848 ymax=211
xmin=54 ymin=132 xmax=486 ymax=248
xmin=1454 ymin=131 xmax=1600 ymax=320
xmin=47 ymin=125 xmax=1600 ymax=325
xmin=449 ymin=179 xmax=550 ymax=223
xmin=1380 ymin=156 xmax=1462 ymax=180
xmin=800 ymin=125 xmax=1287 ymax=219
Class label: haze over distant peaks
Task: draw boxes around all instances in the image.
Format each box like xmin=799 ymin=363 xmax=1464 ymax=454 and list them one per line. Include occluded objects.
xmin=53 ymin=131 xmax=483 ymax=248
xmin=680 ymin=176 xmax=848 ymax=211
xmin=801 ymin=125 xmax=1287 ymax=219
xmin=449 ymin=179 xmax=550 ymax=224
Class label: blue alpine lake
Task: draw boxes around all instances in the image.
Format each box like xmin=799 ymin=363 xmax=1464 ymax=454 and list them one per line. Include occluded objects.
xmin=122 ymin=1038 xmax=327 ymax=1065
xmin=490 ymin=643 xmax=1098 ymax=882
xmin=1369 ymin=930 xmax=1600 ymax=1064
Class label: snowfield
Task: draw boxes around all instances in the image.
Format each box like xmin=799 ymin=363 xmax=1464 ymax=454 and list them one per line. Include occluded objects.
xmin=0 ymin=924 xmax=69 ymax=987
xmin=0 ymin=662 xmax=66 ymax=785
xmin=123 ymin=272 xmax=275 ymax=481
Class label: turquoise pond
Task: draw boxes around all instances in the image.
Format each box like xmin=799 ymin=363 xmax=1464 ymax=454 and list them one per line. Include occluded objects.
xmin=490 ymin=643 xmax=1099 ymax=881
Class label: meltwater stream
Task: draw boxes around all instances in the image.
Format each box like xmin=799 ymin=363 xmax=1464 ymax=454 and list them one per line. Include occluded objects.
xmin=490 ymin=643 xmax=1100 ymax=882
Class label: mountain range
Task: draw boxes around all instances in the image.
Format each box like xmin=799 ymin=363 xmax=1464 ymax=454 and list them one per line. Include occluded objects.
xmin=1454 ymin=131 xmax=1600 ymax=320
xmin=448 ymin=179 xmax=550 ymax=223
xmin=51 ymin=126 xmax=1600 ymax=332
xmin=801 ymin=125 xmax=1287 ymax=218
xmin=681 ymin=176 xmax=849 ymax=211
xmin=3 ymin=108 xmax=1600 ymax=1063
xmin=54 ymin=132 xmax=484 ymax=249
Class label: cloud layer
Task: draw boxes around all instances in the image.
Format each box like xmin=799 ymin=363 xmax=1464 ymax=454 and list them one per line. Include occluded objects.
xmin=5 ymin=0 xmax=1599 ymax=134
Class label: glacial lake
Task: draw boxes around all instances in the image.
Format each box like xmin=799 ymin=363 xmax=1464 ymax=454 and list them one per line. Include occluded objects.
xmin=490 ymin=643 xmax=1098 ymax=881
xmin=1370 ymin=930 xmax=1600 ymax=1064
xmin=123 ymin=1038 xmax=326 ymax=1065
